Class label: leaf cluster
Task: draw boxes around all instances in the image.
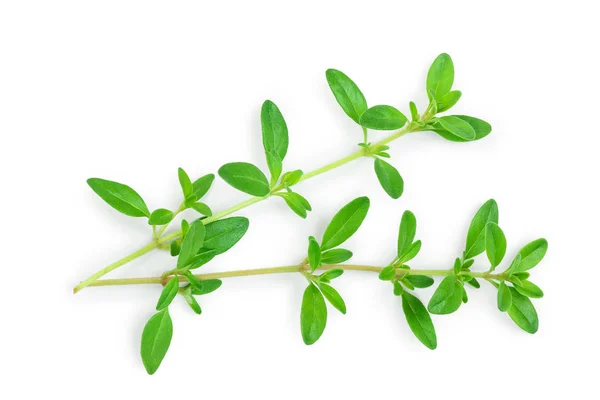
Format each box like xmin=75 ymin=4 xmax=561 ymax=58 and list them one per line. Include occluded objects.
xmin=426 ymin=199 xmax=548 ymax=334
xmin=300 ymin=197 xmax=370 ymax=344
xmin=325 ymin=54 xmax=491 ymax=199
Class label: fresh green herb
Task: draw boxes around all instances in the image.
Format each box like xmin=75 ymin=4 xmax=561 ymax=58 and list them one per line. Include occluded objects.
xmin=140 ymin=309 xmax=173 ymax=375
xmin=428 ymin=275 xmax=464 ymax=315
xmin=325 ymin=68 xmax=368 ymax=125
xmin=87 ymin=178 xmax=150 ymax=217
xmin=374 ymin=158 xmax=404 ymax=199
xmin=148 ymin=208 xmax=174 ymax=226
xmin=75 ymin=55 xmax=547 ymax=376
xmin=402 ymin=292 xmax=437 ymax=350
xmin=156 ymin=278 xmax=179 ymax=310
xmin=300 ymin=284 xmax=327 ymax=345
xmin=320 ymin=249 xmax=353 ymax=264
xmin=261 ymin=100 xmax=289 ymax=185
xmin=320 ymin=197 xmax=370 ymax=251
xmin=218 ymin=162 xmax=270 ymax=197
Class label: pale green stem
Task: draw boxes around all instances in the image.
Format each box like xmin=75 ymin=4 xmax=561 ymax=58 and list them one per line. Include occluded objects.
xmin=84 ymin=264 xmax=506 ymax=288
xmin=73 ymin=242 xmax=159 ymax=293
xmin=74 ymin=123 xmax=420 ymax=293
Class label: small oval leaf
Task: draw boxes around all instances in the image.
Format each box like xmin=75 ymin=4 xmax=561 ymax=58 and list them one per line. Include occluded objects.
xmin=319 ymin=283 xmax=346 ymax=314
xmin=437 ymin=116 xmax=476 ymax=140
xmin=320 ymin=249 xmax=353 ymax=264
xmin=325 ymin=69 xmax=368 ymax=124
xmin=321 ymin=197 xmax=370 ymax=251
xmin=428 ymin=275 xmax=464 ymax=315
xmin=402 ymin=292 xmax=437 ymax=350
xmin=300 ymin=284 xmax=327 ymax=345
xmin=507 ymin=287 xmax=539 ymax=334
xmin=359 ymin=105 xmax=408 ymax=130
xmin=218 ymin=162 xmax=270 ymax=197
xmin=374 ymin=158 xmax=404 ymax=199
xmin=141 ymin=309 xmax=173 ymax=375
xmin=87 ymin=178 xmax=150 ymax=217
xmin=427 ymin=53 xmax=454 ymax=101
xmin=465 ymin=199 xmax=499 ymax=259
xmin=148 ymin=208 xmax=174 ymax=226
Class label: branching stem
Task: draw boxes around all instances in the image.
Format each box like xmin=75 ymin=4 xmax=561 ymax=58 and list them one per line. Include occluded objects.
xmin=73 ymin=122 xmax=421 ymax=293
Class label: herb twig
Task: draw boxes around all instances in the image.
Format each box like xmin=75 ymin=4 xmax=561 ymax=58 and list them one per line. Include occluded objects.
xmin=74 ymin=54 xmax=543 ymax=376
xmin=85 ymin=265 xmax=507 ymax=288
xmin=74 ymin=122 xmax=416 ymax=293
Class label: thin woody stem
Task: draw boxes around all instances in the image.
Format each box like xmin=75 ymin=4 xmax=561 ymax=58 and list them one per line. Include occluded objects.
xmin=84 ymin=264 xmax=506 ymax=288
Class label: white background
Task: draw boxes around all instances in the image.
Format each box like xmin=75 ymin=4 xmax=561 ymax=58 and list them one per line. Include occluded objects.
xmin=1 ymin=1 xmax=598 ymax=398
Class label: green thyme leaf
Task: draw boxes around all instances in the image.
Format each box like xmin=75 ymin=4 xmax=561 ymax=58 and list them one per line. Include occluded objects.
xmin=374 ymin=158 xmax=404 ymax=199
xmin=405 ymin=275 xmax=434 ymax=288
xmin=178 ymin=168 xmax=193 ymax=199
xmin=455 ymin=116 xmax=492 ymax=140
xmin=325 ymin=69 xmax=368 ymax=124
xmin=409 ymin=101 xmax=419 ymax=121
xmin=402 ymin=292 xmax=437 ymax=350
xmin=191 ymin=202 xmax=212 ymax=217
xmin=437 ymin=90 xmax=462 ymax=113
xmin=400 ymin=240 xmax=422 ymax=263
xmin=191 ymin=174 xmax=215 ymax=200
xmin=156 ymin=278 xmax=179 ymax=310
xmin=485 ymin=222 xmax=506 ymax=270
xmin=320 ymin=269 xmax=344 ymax=281
xmin=453 ymin=258 xmax=462 ymax=275
xmin=393 ymin=280 xmax=404 ymax=296
xmin=308 ymin=236 xmax=322 ymax=273
xmin=513 ymin=272 xmax=530 ymax=280
xmin=497 ymin=281 xmax=512 ymax=312
xmin=281 ymin=170 xmax=303 ymax=187
xmin=402 ymin=278 xmax=415 ymax=291
xmin=321 ymin=197 xmax=370 ymax=251
xmin=432 ymin=115 xmax=492 ymax=142
xmin=320 ymin=249 xmax=353 ymax=264
xmin=261 ymin=100 xmax=289 ymax=183
xmin=466 ymin=278 xmax=480 ymax=288
xmin=437 ymin=116 xmax=476 ymax=140
xmin=512 ymin=239 xmax=548 ymax=272
xmin=180 ymin=286 xmax=202 ymax=315
xmin=188 ymin=277 xmax=222 ymax=295
xmin=426 ymin=53 xmax=454 ymax=102
xmin=461 ymin=286 xmax=469 ymax=303
xmin=379 ymin=265 xmax=396 ymax=281
xmin=507 ymin=287 xmax=539 ymax=334
xmin=169 ymin=240 xmax=180 ymax=256
xmin=465 ymin=199 xmax=499 ymax=258
xmin=428 ymin=275 xmax=464 ymax=315
xmin=300 ymin=284 xmax=327 ymax=345
xmin=279 ymin=192 xmax=311 ymax=219
xmin=87 ymin=178 xmax=150 ymax=217
xmin=359 ymin=105 xmax=408 ymax=130
xmin=181 ymin=219 xmax=189 ymax=237
xmin=188 ymin=249 xmax=218 ymax=270
xmin=148 ymin=209 xmax=174 ymax=226
xmin=140 ymin=309 xmax=173 ymax=375
xmin=397 ymin=210 xmax=417 ymax=258
xmin=177 ymin=220 xmax=206 ymax=269
xmin=202 ymin=217 xmax=249 ymax=255
xmin=218 ymin=162 xmax=270 ymax=197
xmin=319 ymin=283 xmax=346 ymax=314
xmin=514 ymin=280 xmax=544 ymax=299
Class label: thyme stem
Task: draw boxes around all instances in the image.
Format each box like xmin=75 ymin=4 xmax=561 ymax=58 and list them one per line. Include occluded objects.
xmin=73 ymin=123 xmax=420 ymax=293
xmin=84 ymin=264 xmax=505 ymax=288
